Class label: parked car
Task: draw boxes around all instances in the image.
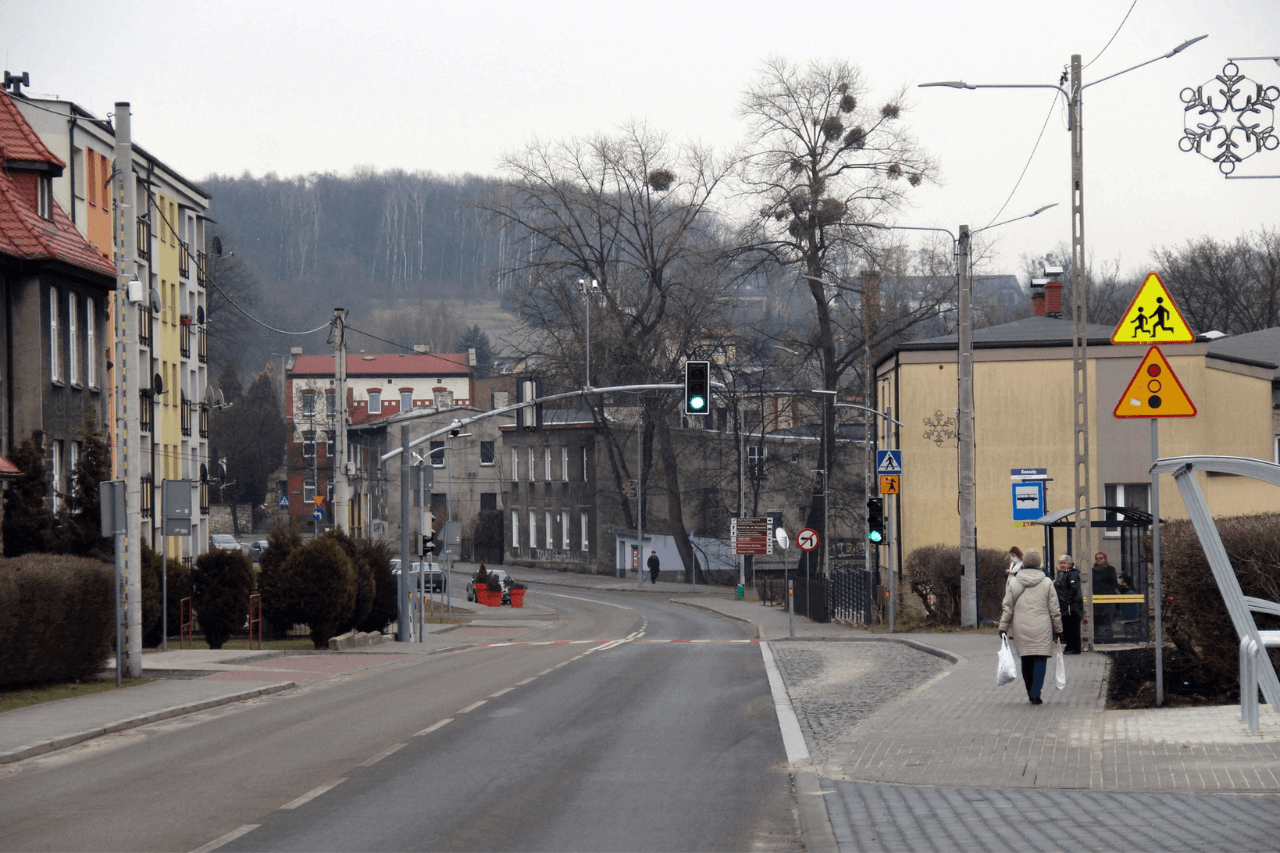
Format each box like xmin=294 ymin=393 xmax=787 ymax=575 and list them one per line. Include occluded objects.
xmin=247 ymin=539 xmax=269 ymax=563
xmin=391 ymin=559 xmax=447 ymax=593
xmin=466 ymin=569 xmax=512 ymax=604
xmin=210 ymin=534 xmax=240 ymax=552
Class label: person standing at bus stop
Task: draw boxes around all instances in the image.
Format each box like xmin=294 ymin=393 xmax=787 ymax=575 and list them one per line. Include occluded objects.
xmin=647 ymin=550 xmax=661 ymax=585
xmin=1093 ymin=551 xmax=1119 ymax=639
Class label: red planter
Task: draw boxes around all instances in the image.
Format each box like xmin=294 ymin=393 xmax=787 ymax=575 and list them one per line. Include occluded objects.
xmin=477 ymin=588 xmax=503 ymax=607
xmin=509 ymin=589 xmax=525 ymax=608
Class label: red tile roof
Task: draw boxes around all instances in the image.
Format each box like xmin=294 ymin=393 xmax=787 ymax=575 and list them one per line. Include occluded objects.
xmin=292 ymin=352 xmax=470 ymax=377
xmin=0 ymin=94 xmax=115 ymax=279
xmin=0 ymin=94 xmax=63 ymax=167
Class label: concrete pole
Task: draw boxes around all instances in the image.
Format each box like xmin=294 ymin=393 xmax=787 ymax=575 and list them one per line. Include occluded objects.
xmin=114 ymin=103 xmax=143 ymax=677
xmin=635 ymin=411 xmax=644 ymax=589
xmin=958 ymin=225 xmax=978 ymax=629
xmin=333 ymin=308 xmax=349 ymax=533
xmin=398 ymin=425 xmax=410 ymax=642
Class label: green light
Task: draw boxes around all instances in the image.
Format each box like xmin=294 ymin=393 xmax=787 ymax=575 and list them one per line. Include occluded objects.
xmin=867 ymin=530 xmax=883 ymax=543
xmin=689 ymin=395 xmax=706 ymax=411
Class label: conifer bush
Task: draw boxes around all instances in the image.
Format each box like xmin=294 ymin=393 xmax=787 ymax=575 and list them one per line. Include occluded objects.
xmin=283 ymin=537 xmax=356 ymax=649
xmin=258 ymin=518 xmax=304 ymax=638
xmin=192 ymin=549 xmax=254 ymax=649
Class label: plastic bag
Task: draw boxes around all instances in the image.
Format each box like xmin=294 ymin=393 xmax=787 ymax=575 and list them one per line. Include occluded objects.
xmin=1054 ymin=641 xmax=1067 ymax=690
xmin=997 ymin=636 xmax=1017 ymax=686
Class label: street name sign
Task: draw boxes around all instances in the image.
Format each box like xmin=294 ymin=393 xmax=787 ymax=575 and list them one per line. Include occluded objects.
xmin=1113 ymin=346 xmax=1197 ymax=418
xmin=731 ymin=517 xmax=774 ymax=555
xmin=1112 ymin=272 xmax=1195 ymax=344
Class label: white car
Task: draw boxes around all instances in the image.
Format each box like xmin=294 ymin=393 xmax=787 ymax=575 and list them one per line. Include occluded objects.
xmin=210 ymin=534 xmax=240 ymax=552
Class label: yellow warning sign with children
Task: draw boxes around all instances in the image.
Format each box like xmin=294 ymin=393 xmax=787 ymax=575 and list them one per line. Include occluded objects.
xmin=1111 ymin=272 xmax=1195 ymax=344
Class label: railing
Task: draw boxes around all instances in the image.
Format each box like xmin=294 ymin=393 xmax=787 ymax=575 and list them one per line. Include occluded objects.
xmin=179 ymin=319 xmax=191 ymax=358
xmin=197 ymin=328 xmax=207 ymax=364
xmin=197 ymin=250 xmax=208 ymax=286
xmin=199 ymin=402 xmax=209 ymax=438
xmin=137 ymin=218 xmax=151 ymax=260
xmin=140 ymin=475 xmax=153 ymax=518
xmin=138 ymin=304 xmax=152 ymax=348
xmin=180 ymin=597 xmax=193 ymax=649
xmin=828 ymin=563 xmax=876 ymax=626
xmin=179 ymin=242 xmax=190 ymax=279
xmin=139 ymin=390 xmax=153 ymax=433
xmin=180 ymin=397 xmax=192 ymax=437
xmin=199 ymin=476 xmax=209 ymax=516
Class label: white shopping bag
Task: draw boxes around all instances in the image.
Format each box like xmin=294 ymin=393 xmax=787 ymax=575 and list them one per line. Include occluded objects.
xmin=996 ymin=636 xmax=1017 ymax=687
xmin=1054 ymin=641 xmax=1067 ymax=690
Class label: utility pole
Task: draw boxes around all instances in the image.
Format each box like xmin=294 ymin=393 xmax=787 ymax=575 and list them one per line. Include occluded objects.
xmin=114 ymin=103 xmax=143 ymax=678
xmin=959 ymin=224 xmax=978 ymax=629
xmin=332 ymin=308 xmax=349 ymax=533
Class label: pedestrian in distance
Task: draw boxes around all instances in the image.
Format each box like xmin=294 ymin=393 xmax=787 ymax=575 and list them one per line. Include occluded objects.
xmin=647 ymin=550 xmax=660 ymax=585
xmin=1006 ymin=546 xmax=1024 ymax=579
xmin=1054 ymin=554 xmax=1083 ymax=654
xmin=998 ymin=550 xmax=1063 ymax=705
xmin=1093 ymin=551 xmax=1119 ymax=639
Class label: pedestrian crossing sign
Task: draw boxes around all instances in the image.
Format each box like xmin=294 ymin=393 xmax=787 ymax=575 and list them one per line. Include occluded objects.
xmin=1112 ymin=272 xmax=1195 ymax=345
xmin=876 ymin=450 xmax=902 ymax=474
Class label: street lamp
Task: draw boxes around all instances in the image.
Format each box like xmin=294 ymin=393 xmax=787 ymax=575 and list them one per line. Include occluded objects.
xmin=854 ymin=203 xmax=1056 ymax=628
xmin=577 ymin=278 xmax=600 ymax=388
xmin=920 ymin=35 xmax=1205 ymax=639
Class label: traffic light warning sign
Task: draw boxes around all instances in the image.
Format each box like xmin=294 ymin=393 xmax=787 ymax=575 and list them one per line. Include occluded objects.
xmin=1112 ymin=272 xmax=1195 ymax=345
xmin=1113 ymin=346 xmax=1197 ymax=418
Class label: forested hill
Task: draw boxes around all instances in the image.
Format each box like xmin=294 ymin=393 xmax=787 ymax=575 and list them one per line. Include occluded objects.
xmin=201 ymin=169 xmax=516 ymax=379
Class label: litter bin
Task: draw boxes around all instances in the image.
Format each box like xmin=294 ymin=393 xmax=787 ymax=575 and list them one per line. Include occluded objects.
xmin=736 ymin=584 xmax=744 ymax=600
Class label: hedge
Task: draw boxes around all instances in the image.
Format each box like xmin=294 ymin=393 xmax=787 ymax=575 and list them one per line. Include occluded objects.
xmin=904 ymin=544 xmax=1009 ymax=626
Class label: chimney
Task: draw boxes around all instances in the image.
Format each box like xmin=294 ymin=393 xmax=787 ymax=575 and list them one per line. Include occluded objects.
xmin=413 ymin=344 xmax=430 ymax=354
xmin=1045 ymin=279 xmax=1063 ymax=318
xmin=1031 ymin=278 xmax=1047 ymax=316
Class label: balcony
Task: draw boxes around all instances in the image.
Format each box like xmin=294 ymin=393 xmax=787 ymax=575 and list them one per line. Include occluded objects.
xmin=179 ymin=320 xmax=191 ymax=359
xmin=199 ymin=402 xmax=209 ymax=439
xmin=198 ymin=328 xmax=207 ymax=364
xmin=140 ymin=475 xmax=153 ymax=519
xmin=179 ymin=242 xmax=190 ymax=279
xmin=197 ymin=251 xmax=208 ymax=287
xmin=140 ymin=389 xmax=153 ymax=433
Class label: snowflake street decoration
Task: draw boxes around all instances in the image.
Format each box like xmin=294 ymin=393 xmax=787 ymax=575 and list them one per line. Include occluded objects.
xmin=923 ymin=410 xmax=957 ymax=447
xmin=1180 ymin=62 xmax=1279 ymax=175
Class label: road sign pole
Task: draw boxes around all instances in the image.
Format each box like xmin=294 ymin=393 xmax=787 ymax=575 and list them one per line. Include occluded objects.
xmin=1152 ymin=417 xmax=1164 ymax=706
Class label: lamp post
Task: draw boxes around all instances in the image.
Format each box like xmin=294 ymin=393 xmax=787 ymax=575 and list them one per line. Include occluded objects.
xmin=577 ymin=278 xmax=600 ymax=388
xmin=855 ymin=203 xmax=1056 ymax=628
xmin=921 ymin=34 xmax=1206 ymax=640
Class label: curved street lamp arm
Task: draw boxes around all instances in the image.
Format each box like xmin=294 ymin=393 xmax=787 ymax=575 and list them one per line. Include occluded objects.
xmin=1083 ymin=34 xmax=1208 ymax=90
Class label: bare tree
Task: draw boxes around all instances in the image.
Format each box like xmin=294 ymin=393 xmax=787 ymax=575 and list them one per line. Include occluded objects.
xmin=1154 ymin=228 xmax=1280 ymax=334
xmin=482 ymin=123 xmax=736 ymax=581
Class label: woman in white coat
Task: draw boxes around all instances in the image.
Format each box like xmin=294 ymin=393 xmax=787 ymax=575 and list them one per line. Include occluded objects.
xmin=998 ymin=550 xmax=1063 ymax=704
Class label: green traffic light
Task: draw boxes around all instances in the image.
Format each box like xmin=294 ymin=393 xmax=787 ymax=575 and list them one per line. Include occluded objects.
xmin=689 ymin=395 xmax=706 ymax=411
xmin=867 ymin=530 xmax=883 ymax=543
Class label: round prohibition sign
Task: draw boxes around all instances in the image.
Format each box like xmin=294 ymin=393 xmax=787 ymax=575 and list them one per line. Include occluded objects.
xmin=797 ymin=528 xmax=819 ymax=552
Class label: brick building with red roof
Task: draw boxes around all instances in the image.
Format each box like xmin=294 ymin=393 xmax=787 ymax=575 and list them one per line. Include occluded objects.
xmin=0 ymin=91 xmax=116 ymax=526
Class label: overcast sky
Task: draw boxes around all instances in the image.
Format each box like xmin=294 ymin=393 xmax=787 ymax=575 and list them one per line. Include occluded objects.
xmin=5 ymin=0 xmax=1279 ymax=279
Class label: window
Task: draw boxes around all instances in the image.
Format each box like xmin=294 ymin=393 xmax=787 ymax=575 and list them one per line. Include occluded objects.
xmin=511 ymin=447 xmax=519 ymax=482
xmin=481 ymin=440 xmax=495 ymax=466
xmin=140 ymin=474 xmax=153 ymax=518
xmin=430 ymin=440 xmax=445 ymax=467
xmin=580 ymin=512 xmax=589 ymax=552
xmin=68 ymin=443 xmax=79 ymax=510
xmin=561 ymin=446 xmax=569 ymax=482
xmin=301 ymin=391 xmax=315 ymax=415
xmin=326 ymin=431 xmax=336 ymax=458
xmin=527 ymin=448 xmax=535 ymax=481
xmin=49 ymin=287 xmax=59 ymax=382
xmin=199 ymin=464 xmax=209 ymax=515
xmin=50 ymin=441 xmax=63 ymax=513
xmin=1104 ymin=483 xmax=1150 ymax=537
xmin=400 ymin=390 xmax=412 ymax=411
xmin=545 ymin=511 xmax=553 ymax=549
xmin=326 ymin=389 xmax=336 ymax=413
xmin=86 ymin=298 xmax=96 ymax=384
xmin=302 ymin=432 xmax=316 ymax=458
xmin=37 ymin=176 xmax=53 ymax=219
xmin=304 ymin=477 xmax=316 ymax=503
xmin=68 ymin=292 xmax=78 ymax=385
xmin=367 ymin=390 xmax=381 ymax=414
xmin=748 ymin=445 xmax=767 ymax=480
xmin=480 ymin=492 xmax=498 ymax=511
xmin=582 ymin=445 xmax=589 ymax=481
xmin=544 ymin=446 xmax=552 ymax=481
xmin=180 ymin=392 xmax=191 ymax=436
xmin=88 ymin=151 xmax=97 ymax=207
xmin=512 ymin=511 xmax=520 ymax=548
xmin=529 ymin=510 xmax=537 ymax=547
xmin=561 ymin=511 xmax=570 ymax=550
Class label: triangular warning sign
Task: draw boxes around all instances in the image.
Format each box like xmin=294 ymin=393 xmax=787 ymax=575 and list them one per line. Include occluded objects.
xmin=1112 ymin=272 xmax=1195 ymax=344
xmin=1113 ymin=346 xmax=1197 ymax=418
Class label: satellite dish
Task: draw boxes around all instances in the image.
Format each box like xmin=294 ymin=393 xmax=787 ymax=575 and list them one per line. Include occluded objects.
xmin=149 ymin=287 xmax=161 ymax=314
xmin=153 ymin=373 xmax=164 ymax=395
xmin=196 ymin=305 xmax=205 ymax=325
xmin=217 ymin=388 xmax=227 ymax=409
xmin=212 ymin=236 xmax=223 ymax=256
xmin=775 ymin=527 xmax=790 ymax=551
xmin=204 ymin=386 xmax=215 ymax=406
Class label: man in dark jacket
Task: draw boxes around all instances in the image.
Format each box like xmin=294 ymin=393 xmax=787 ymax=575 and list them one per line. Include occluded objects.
xmin=647 ymin=551 xmax=661 ymax=585
xmin=1054 ymin=555 xmax=1083 ymax=653
xmin=1093 ymin=551 xmax=1119 ymax=639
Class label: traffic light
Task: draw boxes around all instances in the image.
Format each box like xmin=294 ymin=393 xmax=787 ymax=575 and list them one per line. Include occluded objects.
xmin=866 ymin=497 xmax=886 ymax=544
xmin=420 ymin=532 xmax=436 ymax=556
xmin=684 ymin=360 xmax=710 ymax=416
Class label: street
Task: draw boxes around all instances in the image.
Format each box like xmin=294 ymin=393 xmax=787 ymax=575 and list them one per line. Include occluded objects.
xmin=0 ymin=591 xmax=800 ymax=853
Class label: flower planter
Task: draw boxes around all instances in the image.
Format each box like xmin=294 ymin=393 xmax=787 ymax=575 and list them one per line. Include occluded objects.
xmin=509 ymin=589 xmax=525 ymax=608
xmin=477 ymin=588 xmax=503 ymax=607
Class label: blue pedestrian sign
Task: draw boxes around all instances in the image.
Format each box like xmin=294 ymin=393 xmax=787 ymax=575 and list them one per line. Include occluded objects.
xmin=312 ymin=508 xmax=324 ymax=522
xmin=1012 ymin=482 xmax=1045 ymax=521
xmin=876 ymin=450 xmax=902 ymax=475
xmin=279 ymin=495 xmax=290 ymax=508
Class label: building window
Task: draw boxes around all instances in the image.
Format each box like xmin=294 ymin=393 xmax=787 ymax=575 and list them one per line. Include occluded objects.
xmin=180 ymin=392 xmax=192 ymax=436
xmin=49 ymin=286 xmax=59 ymax=382
xmin=86 ymin=297 xmax=96 ymax=385
xmin=199 ymin=464 xmax=209 ymax=515
xmin=137 ymin=216 xmax=151 ymax=260
xmin=368 ymin=390 xmax=381 ymax=414
xmin=68 ymin=443 xmax=79 ymax=511
xmin=430 ymin=440 xmax=445 ymax=467
xmin=1104 ymin=483 xmax=1150 ymax=538
xmin=527 ymin=448 xmax=535 ymax=482
xmin=581 ymin=512 xmax=589 ymax=552
xmin=50 ymin=440 xmax=63 ymax=513
xmin=140 ymin=389 xmax=153 ymax=433
xmin=304 ymin=477 xmax=316 ymax=503
xmin=139 ymin=301 xmax=152 ymax=348
xmin=512 ymin=511 xmax=520 ymax=548
xmin=301 ymin=391 xmax=315 ymax=415
xmin=302 ymin=432 xmax=316 ymax=458
xmin=199 ymin=402 xmax=209 ymax=439
xmin=326 ymin=430 xmax=336 ymax=458
xmin=326 ymin=389 xmax=336 ymax=413
xmin=544 ymin=446 xmax=552 ymax=481
xmin=140 ymin=474 xmax=153 ymax=518
xmin=480 ymin=492 xmax=498 ymax=511
xmin=561 ymin=446 xmax=569 ymax=482
xmin=37 ymin=176 xmax=53 ymax=219
xmin=582 ymin=445 xmax=589 ymax=481
xmin=561 ymin=511 xmax=570 ymax=550
xmin=748 ymin=445 xmax=767 ymax=480
xmin=511 ymin=447 xmax=519 ymax=482
xmin=400 ymin=390 xmax=412 ymax=411
xmin=545 ymin=511 xmax=554 ymax=549
xmin=481 ymin=440 xmax=495 ymax=466
xmin=67 ymin=292 xmax=78 ymax=386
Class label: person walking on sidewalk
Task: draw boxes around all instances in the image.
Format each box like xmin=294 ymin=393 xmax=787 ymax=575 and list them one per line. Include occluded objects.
xmin=998 ymin=550 xmax=1063 ymax=705
xmin=1054 ymin=554 xmax=1083 ymax=654
xmin=647 ymin=550 xmax=661 ymax=585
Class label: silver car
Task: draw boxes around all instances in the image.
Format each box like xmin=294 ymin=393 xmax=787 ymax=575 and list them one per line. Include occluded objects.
xmin=210 ymin=534 xmax=239 ymax=552
xmin=247 ymin=539 xmax=269 ymax=563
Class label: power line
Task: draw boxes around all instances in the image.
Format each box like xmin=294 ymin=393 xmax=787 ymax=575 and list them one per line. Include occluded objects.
xmin=982 ymin=96 xmax=1057 ymax=230
xmin=343 ymin=323 xmax=417 ymax=353
xmin=1083 ymin=0 xmax=1139 ymax=71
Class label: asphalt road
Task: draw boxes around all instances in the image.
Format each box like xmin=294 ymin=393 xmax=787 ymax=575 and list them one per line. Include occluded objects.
xmin=0 ymin=591 xmax=800 ymax=853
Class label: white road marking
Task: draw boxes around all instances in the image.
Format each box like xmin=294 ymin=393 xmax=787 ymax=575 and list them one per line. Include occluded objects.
xmin=413 ymin=718 xmax=452 ymax=737
xmin=759 ymin=641 xmax=810 ymax=764
xmin=360 ymin=743 xmax=405 ymax=767
xmin=279 ymin=778 xmax=347 ymax=810
xmin=189 ymin=824 xmax=259 ymax=853
xmin=516 ymin=677 xmax=537 ymax=685
xmin=458 ymin=700 xmax=487 ymax=713
xmin=489 ymin=687 xmax=515 ymax=697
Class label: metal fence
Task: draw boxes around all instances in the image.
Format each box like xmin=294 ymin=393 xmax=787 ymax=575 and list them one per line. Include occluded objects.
xmin=828 ymin=562 xmax=876 ymax=625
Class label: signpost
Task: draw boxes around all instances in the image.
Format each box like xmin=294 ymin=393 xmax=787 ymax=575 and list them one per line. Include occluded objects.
xmin=731 ymin=517 xmax=774 ymax=556
xmin=796 ymin=528 xmax=818 ymax=552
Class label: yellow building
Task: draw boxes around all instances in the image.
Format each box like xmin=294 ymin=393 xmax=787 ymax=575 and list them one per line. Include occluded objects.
xmin=874 ymin=313 xmax=1279 ymax=574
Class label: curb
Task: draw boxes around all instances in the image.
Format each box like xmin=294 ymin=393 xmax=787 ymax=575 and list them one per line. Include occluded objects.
xmin=0 ymin=682 xmax=297 ymax=765
xmin=770 ymin=634 xmax=965 ymax=665
xmin=668 ymin=598 xmax=761 ymax=634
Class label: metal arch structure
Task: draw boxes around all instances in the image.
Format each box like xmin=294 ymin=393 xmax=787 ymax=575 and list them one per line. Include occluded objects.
xmin=1149 ymin=455 xmax=1280 ymax=713
xmin=1180 ymin=61 xmax=1280 ymax=178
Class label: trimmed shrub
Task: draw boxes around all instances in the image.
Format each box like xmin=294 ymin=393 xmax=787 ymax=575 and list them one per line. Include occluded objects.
xmin=0 ymin=554 xmax=113 ymax=687
xmin=2 ymin=437 xmax=52 ymax=557
xmin=356 ymin=539 xmax=396 ymax=635
xmin=142 ymin=547 xmax=193 ymax=647
xmin=1159 ymin=514 xmax=1280 ymax=693
xmin=904 ymin=544 xmax=1008 ymax=626
xmin=258 ymin=518 xmax=304 ymax=638
xmin=283 ymin=537 xmax=355 ymax=649
xmin=192 ymin=549 xmax=254 ymax=649
xmin=324 ymin=529 xmax=377 ymax=630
